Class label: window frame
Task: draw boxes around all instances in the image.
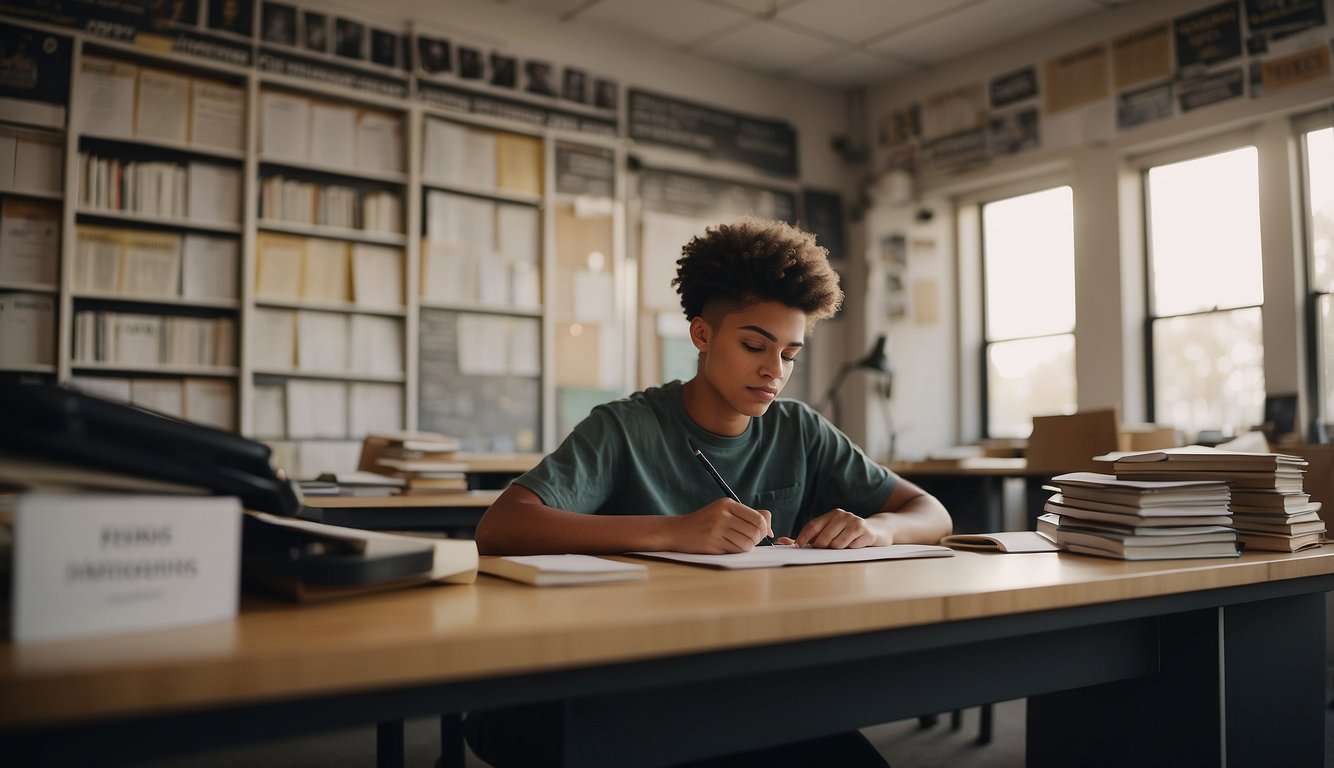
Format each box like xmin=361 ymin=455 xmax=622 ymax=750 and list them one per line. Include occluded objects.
xmin=1295 ymin=109 xmax=1334 ymax=438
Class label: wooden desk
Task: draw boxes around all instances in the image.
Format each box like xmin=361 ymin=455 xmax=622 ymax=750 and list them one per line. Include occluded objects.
xmin=299 ymin=490 xmax=502 ymax=535
xmin=890 ymin=458 xmax=1052 ymax=532
xmin=3 ymin=548 xmax=1333 ymax=766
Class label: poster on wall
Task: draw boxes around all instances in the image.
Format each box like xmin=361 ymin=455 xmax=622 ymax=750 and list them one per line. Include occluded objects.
xmin=1174 ymin=1 xmax=1243 ymax=71
xmin=3 ymin=0 xmax=254 ymax=64
xmin=921 ymin=82 xmax=986 ymax=141
xmin=988 ymin=107 xmax=1040 ymax=156
xmin=250 ymin=2 xmax=410 ymax=99
xmin=1044 ymin=43 xmax=1110 ymax=114
xmin=1112 ymin=22 xmax=1172 ymax=89
xmin=989 ymin=66 xmax=1038 ymax=108
xmin=628 ymin=89 xmax=799 ymax=178
xmin=1117 ymin=80 xmax=1175 ymax=129
xmin=1245 ymin=0 xmax=1328 ymax=54
xmin=1178 ymin=65 xmax=1245 ymax=110
xmin=0 ymin=22 xmax=71 ymax=128
xmin=1255 ymin=43 xmax=1332 ymax=94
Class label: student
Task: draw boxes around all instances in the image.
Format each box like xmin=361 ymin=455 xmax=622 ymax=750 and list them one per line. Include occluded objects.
xmin=467 ymin=217 xmax=952 ymax=767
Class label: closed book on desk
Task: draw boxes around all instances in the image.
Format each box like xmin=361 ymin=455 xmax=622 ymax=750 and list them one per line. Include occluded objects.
xmin=479 ymin=555 xmax=647 ymax=586
xmin=1063 ymin=540 xmax=1240 ymax=560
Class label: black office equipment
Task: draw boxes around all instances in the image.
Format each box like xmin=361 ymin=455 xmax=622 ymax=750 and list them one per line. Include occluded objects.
xmin=0 ymin=382 xmax=301 ymax=516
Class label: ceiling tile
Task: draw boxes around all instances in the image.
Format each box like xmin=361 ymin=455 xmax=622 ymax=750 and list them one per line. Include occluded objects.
xmin=696 ymin=18 xmax=844 ymax=72
xmin=706 ymin=0 xmax=812 ymax=15
xmin=866 ymin=0 xmax=1098 ymax=64
xmin=776 ymin=0 xmax=944 ymax=46
xmin=578 ymin=0 xmax=751 ymax=48
xmin=497 ymin=0 xmax=592 ymax=16
xmin=799 ymin=50 xmax=915 ymax=89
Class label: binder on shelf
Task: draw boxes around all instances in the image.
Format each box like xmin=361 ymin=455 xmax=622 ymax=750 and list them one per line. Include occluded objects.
xmin=301 ymin=238 xmax=351 ymax=302
xmin=250 ymin=308 xmax=297 ymax=369
xmin=189 ymin=80 xmax=245 ymax=152
xmin=495 ymin=132 xmax=543 ymax=196
xmin=351 ymin=244 xmax=403 ymax=308
xmin=181 ymin=234 xmax=239 ymax=300
xmin=295 ymin=310 xmax=350 ymax=372
xmin=0 ymin=198 xmax=60 ymax=286
xmin=75 ymin=57 xmax=136 ymax=138
xmin=135 ymin=68 xmax=191 ymax=145
xmin=309 ymin=102 xmax=357 ymax=168
xmin=260 ymin=91 xmax=311 ymax=162
xmin=256 ymin=233 xmax=306 ymax=300
xmin=0 ymin=292 xmax=55 ymax=367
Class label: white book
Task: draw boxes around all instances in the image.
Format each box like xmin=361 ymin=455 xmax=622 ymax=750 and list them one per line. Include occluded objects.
xmin=295 ymin=310 xmax=350 ymax=372
xmin=260 ymin=91 xmax=311 ymax=162
xmin=348 ymin=315 xmax=403 ymax=374
xmin=301 ymin=238 xmax=350 ymax=302
xmin=351 ymin=244 xmax=403 ymax=308
xmin=255 ymin=234 xmax=306 ymax=300
xmin=355 ymin=110 xmax=403 ymax=173
xmin=463 ymin=129 xmax=497 ymax=189
xmin=75 ymin=57 xmax=136 ymax=138
xmin=74 ymin=226 xmax=124 ymax=293
xmin=507 ymin=318 xmax=541 ymax=376
xmin=0 ymin=198 xmax=60 ymax=285
xmin=348 ymin=382 xmax=403 ymax=436
xmin=421 ymin=240 xmax=474 ymax=304
xmin=10 ymin=493 xmax=241 ymax=643
xmin=131 ymin=378 xmax=185 ymax=417
xmin=181 ymin=234 xmax=239 ymax=300
xmin=479 ymin=555 xmax=647 ymax=586
xmin=135 ymin=68 xmax=191 ymax=144
xmin=67 ymin=375 xmax=133 ymax=402
xmin=0 ymin=292 xmax=55 ymax=365
xmin=309 ymin=102 xmax=356 ymax=168
xmin=13 ymin=132 xmax=63 ymax=194
xmin=497 ymin=204 xmax=540 ymax=266
xmin=422 ymin=118 xmax=469 ymax=183
xmin=187 ymin=161 xmax=241 ymax=225
xmin=114 ymin=314 xmax=164 ymax=365
xmin=250 ymin=308 xmax=296 ymax=369
xmin=183 ymin=378 xmax=236 ymax=431
xmin=285 ymin=379 xmax=347 ymax=439
xmin=294 ymin=440 xmax=362 ymax=478
xmin=252 ymin=383 xmax=288 ymax=439
xmin=189 ymin=80 xmax=245 ymax=151
xmin=120 ymin=230 xmax=183 ymax=297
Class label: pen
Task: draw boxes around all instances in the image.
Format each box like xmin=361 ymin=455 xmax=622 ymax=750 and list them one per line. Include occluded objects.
xmin=690 ymin=444 xmax=774 ymax=546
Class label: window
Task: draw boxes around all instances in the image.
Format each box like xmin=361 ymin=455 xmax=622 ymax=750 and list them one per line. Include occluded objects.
xmin=1144 ymin=146 xmax=1264 ymax=441
xmin=1301 ymin=124 xmax=1334 ymax=435
xmin=980 ymin=186 xmax=1076 ymax=437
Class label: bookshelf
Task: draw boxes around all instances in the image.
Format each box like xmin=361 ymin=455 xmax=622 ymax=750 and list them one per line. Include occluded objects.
xmin=1 ymin=15 xmax=631 ymax=477
xmin=61 ymin=41 xmax=248 ymax=433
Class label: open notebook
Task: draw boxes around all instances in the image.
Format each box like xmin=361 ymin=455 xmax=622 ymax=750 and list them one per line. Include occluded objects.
xmin=629 ymin=543 xmax=953 ymax=570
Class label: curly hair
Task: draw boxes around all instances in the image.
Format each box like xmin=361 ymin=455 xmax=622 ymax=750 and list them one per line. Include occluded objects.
xmin=672 ymin=217 xmax=843 ymax=326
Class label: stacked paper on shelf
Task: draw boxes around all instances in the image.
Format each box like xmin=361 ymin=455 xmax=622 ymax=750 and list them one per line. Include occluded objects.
xmin=1043 ymin=472 xmax=1238 ymax=560
xmin=1102 ymin=446 xmax=1322 ymax=552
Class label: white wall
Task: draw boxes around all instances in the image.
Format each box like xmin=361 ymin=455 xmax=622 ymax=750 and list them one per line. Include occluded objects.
xmin=862 ymin=0 xmax=1334 ymax=456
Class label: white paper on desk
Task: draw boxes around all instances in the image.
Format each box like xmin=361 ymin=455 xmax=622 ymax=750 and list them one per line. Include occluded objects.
xmin=629 ymin=544 xmax=954 ymax=570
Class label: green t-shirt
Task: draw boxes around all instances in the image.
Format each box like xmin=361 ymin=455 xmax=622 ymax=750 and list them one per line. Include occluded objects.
xmin=515 ymin=380 xmax=898 ymax=538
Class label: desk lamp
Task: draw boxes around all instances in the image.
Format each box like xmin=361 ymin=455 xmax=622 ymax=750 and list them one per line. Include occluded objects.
xmin=818 ymin=335 xmax=895 ymax=455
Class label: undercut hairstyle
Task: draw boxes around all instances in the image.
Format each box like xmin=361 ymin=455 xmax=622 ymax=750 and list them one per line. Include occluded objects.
xmin=673 ymin=217 xmax=843 ymax=326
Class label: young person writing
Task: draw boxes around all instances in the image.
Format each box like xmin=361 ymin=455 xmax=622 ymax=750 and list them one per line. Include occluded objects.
xmin=466 ymin=218 xmax=952 ymax=767
xmin=475 ymin=217 xmax=951 ymax=556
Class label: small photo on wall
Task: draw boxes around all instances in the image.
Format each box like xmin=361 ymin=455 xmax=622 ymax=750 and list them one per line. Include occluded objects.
xmin=490 ymin=53 xmax=517 ymax=88
xmin=207 ymin=0 xmax=253 ymax=37
xmin=302 ymin=11 xmax=328 ymax=53
xmin=594 ymin=77 xmax=618 ymax=110
xmin=561 ymin=67 xmax=586 ymax=103
xmin=525 ymin=60 xmax=556 ymax=96
xmin=335 ymin=17 xmax=365 ymax=60
xmin=260 ymin=2 xmax=296 ymax=46
xmin=370 ymin=28 xmax=398 ymax=68
xmin=418 ymin=35 xmax=450 ymax=74
xmin=458 ymin=46 xmax=484 ymax=79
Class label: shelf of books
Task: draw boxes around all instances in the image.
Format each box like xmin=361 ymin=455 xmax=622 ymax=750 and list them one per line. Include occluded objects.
xmin=249 ymin=78 xmax=410 ymax=474
xmin=0 ymin=13 xmax=632 ymax=478
xmin=60 ymin=41 xmax=247 ymax=433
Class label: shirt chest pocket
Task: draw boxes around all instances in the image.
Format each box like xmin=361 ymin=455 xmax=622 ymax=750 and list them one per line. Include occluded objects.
xmin=752 ymin=483 xmax=804 ymax=538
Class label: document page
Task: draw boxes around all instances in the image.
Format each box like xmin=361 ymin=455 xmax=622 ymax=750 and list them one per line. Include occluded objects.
xmin=629 ymin=544 xmax=953 ymax=570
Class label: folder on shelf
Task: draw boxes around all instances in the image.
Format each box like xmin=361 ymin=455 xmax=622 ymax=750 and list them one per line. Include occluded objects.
xmin=256 ymin=233 xmax=306 ymax=300
xmin=351 ymin=244 xmax=403 ymax=308
xmin=135 ymin=67 xmax=191 ymax=145
xmin=260 ymin=91 xmax=311 ymax=162
xmin=0 ymin=198 xmax=60 ymax=286
xmin=495 ymin=132 xmax=543 ymax=196
xmin=75 ymin=57 xmax=136 ymax=138
xmin=355 ymin=110 xmax=403 ymax=173
xmin=182 ymin=234 xmax=239 ymax=300
xmin=309 ymin=102 xmax=357 ymax=169
xmin=190 ymin=79 xmax=245 ymax=152
xmin=120 ymin=230 xmax=183 ymax=298
xmin=188 ymin=161 xmax=242 ymax=225
xmin=301 ymin=238 xmax=351 ymax=302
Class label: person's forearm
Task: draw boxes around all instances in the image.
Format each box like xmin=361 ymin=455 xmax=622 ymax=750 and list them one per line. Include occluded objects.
xmin=865 ymin=495 xmax=953 ymax=545
xmin=475 ymin=500 xmax=676 ymax=555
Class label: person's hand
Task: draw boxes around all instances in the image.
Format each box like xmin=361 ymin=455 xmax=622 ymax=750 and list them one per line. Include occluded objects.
xmin=670 ymin=498 xmax=773 ymax=554
xmin=793 ymin=509 xmax=885 ymax=549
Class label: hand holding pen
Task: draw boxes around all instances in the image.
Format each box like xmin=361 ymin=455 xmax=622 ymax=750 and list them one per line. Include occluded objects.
xmin=690 ymin=443 xmax=775 ymax=547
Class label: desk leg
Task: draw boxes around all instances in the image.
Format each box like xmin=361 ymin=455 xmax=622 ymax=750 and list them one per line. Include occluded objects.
xmin=438 ymin=714 xmax=466 ymax=768
xmin=1028 ymin=593 xmax=1325 ymax=768
xmin=376 ymin=720 xmax=405 ymax=768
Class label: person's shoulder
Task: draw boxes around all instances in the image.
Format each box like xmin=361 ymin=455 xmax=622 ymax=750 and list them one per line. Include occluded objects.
xmin=585 ymin=381 xmax=681 ymax=424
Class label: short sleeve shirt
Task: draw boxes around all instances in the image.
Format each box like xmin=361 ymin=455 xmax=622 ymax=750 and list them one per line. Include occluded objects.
xmin=515 ymin=380 xmax=899 ymax=538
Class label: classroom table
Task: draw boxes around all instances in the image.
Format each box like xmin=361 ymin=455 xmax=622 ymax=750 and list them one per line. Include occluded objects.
xmin=889 ymin=457 xmax=1053 ymax=532
xmin=2 ymin=548 xmax=1332 ymax=767
xmin=299 ymin=490 xmax=501 ymax=535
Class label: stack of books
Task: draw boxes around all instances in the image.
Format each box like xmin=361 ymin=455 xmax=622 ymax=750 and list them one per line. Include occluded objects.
xmin=357 ymin=431 xmax=469 ymax=494
xmin=1042 ymin=471 xmax=1239 ymax=560
xmin=1107 ymin=446 xmax=1322 ymax=552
